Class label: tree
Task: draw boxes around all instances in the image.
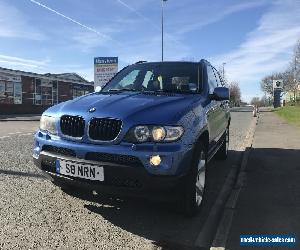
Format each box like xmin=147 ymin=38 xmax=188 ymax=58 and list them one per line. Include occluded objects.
xmin=282 ymin=70 xmax=295 ymax=91
xmin=250 ymin=96 xmax=270 ymax=107
xmin=287 ymin=39 xmax=300 ymax=102
xmin=260 ymin=72 xmax=288 ymax=95
xmin=290 ymin=39 xmax=300 ymax=77
xmin=250 ymin=97 xmax=260 ymax=106
xmin=229 ymin=82 xmax=241 ymax=106
xmin=261 ymin=40 xmax=300 ymax=103
xmin=260 ymin=74 xmax=274 ymax=95
xmin=260 ymin=95 xmax=268 ymax=107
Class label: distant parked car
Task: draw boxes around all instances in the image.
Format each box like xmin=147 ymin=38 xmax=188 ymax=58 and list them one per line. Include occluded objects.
xmin=33 ymin=60 xmax=230 ymax=215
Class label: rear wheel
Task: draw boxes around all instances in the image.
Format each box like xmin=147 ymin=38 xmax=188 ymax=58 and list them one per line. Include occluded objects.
xmin=180 ymin=142 xmax=207 ymax=216
xmin=215 ymin=127 xmax=229 ymax=160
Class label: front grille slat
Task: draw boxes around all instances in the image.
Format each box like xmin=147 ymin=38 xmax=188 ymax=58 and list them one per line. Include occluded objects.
xmin=89 ymin=118 xmax=122 ymax=141
xmin=41 ymin=146 xmax=142 ymax=168
xmin=42 ymin=145 xmax=76 ymax=157
xmin=85 ymin=152 xmax=143 ymax=168
xmin=60 ymin=115 xmax=85 ymax=138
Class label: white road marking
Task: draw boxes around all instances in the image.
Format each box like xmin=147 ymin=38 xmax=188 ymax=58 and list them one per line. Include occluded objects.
xmin=8 ymin=132 xmax=24 ymax=135
xmin=0 ymin=136 xmax=10 ymax=139
xmin=21 ymin=133 xmax=34 ymax=136
xmin=0 ymin=132 xmax=34 ymax=139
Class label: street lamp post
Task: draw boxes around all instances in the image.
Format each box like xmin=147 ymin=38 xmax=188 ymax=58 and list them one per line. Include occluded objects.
xmin=222 ymin=62 xmax=226 ymax=81
xmin=161 ymin=0 xmax=167 ymax=62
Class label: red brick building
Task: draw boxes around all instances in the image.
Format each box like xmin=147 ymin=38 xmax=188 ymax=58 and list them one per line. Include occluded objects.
xmin=0 ymin=67 xmax=94 ymax=114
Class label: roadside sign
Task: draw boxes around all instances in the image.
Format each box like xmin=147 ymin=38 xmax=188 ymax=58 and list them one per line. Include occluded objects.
xmin=94 ymin=57 xmax=118 ymax=90
xmin=273 ymin=80 xmax=283 ymax=90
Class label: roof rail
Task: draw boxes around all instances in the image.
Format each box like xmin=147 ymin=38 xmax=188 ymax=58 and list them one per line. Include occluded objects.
xmin=200 ymin=59 xmax=209 ymax=64
xmin=135 ymin=61 xmax=147 ymax=64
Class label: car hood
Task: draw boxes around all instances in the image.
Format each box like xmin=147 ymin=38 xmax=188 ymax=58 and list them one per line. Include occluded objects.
xmin=45 ymin=92 xmax=203 ymax=124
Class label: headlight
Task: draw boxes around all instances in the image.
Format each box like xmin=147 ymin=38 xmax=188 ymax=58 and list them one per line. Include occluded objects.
xmin=40 ymin=115 xmax=57 ymax=135
xmin=125 ymin=125 xmax=184 ymax=143
xmin=164 ymin=126 xmax=184 ymax=141
xmin=152 ymin=126 xmax=166 ymax=142
xmin=134 ymin=126 xmax=150 ymax=142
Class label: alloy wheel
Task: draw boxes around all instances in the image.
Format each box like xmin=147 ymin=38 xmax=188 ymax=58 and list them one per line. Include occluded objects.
xmin=195 ymin=151 xmax=206 ymax=206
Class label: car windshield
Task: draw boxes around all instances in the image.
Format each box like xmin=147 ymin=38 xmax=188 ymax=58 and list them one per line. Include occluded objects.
xmin=101 ymin=62 xmax=202 ymax=94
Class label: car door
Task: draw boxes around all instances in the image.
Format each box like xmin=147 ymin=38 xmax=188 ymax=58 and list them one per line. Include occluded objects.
xmin=206 ymin=65 xmax=219 ymax=148
xmin=213 ymin=68 xmax=228 ymax=134
xmin=208 ymin=66 xmax=225 ymax=143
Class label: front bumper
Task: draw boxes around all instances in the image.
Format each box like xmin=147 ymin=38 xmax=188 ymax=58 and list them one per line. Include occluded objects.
xmin=33 ymin=131 xmax=194 ymax=176
xmin=33 ymin=130 xmax=194 ymax=199
xmin=33 ymin=151 xmax=187 ymax=199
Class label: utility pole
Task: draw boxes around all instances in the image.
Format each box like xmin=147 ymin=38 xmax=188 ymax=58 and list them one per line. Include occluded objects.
xmin=161 ymin=0 xmax=167 ymax=62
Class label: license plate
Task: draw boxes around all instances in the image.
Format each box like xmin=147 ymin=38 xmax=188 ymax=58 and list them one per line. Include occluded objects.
xmin=57 ymin=159 xmax=104 ymax=181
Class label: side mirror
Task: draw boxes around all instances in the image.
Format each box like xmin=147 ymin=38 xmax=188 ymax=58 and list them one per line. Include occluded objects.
xmin=95 ymin=86 xmax=102 ymax=92
xmin=211 ymin=87 xmax=229 ymax=101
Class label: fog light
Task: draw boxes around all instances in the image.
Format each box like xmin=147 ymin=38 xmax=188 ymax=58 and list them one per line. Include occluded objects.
xmin=150 ymin=155 xmax=161 ymax=166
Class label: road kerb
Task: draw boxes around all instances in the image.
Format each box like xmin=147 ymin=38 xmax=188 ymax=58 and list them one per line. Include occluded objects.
xmin=225 ymin=188 xmax=242 ymax=209
xmin=210 ymin=208 xmax=235 ymax=250
xmin=0 ymin=118 xmax=40 ymax=122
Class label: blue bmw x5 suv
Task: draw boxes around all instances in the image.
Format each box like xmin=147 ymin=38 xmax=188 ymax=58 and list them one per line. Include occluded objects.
xmin=33 ymin=60 xmax=230 ymax=215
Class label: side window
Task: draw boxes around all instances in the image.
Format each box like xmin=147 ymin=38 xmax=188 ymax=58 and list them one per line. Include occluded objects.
xmin=213 ymin=68 xmax=221 ymax=87
xmin=207 ymin=65 xmax=217 ymax=94
xmin=218 ymin=72 xmax=225 ymax=86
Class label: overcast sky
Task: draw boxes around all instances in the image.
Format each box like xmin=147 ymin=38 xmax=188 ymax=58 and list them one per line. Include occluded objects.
xmin=0 ymin=0 xmax=300 ymax=102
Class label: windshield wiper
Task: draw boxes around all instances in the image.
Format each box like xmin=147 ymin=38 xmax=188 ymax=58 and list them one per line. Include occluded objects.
xmin=154 ymin=89 xmax=196 ymax=94
xmin=108 ymin=88 xmax=138 ymax=92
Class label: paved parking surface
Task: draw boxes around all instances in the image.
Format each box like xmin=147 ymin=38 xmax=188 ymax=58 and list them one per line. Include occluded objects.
xmin=0 ymin=112 xmax=254 ymax=249
xmin=0 ymin=121 xmax=38 ymax=137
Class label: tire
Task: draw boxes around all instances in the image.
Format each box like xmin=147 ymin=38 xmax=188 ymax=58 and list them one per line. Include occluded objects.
xmin=180 ymin=142 xmax=207 ymax=216
xmin=215 ymin=126 xmax=229 ymax=160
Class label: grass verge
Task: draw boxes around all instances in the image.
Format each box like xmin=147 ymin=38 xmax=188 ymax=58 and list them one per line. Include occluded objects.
xmin=273 ymin=105 xmax=300 ymax=127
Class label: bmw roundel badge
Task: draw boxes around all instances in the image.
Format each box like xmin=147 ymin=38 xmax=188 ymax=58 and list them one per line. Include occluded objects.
xmin=89 ymin=107 xmax=96 ymax=113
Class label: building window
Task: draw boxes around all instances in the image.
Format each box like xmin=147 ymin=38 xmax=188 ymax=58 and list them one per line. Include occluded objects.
xmin=0 ymin=82 xmax=4 ymax=97
xmin=52 ymin=81 xmax=58 ymax=105
xmin=35 ymin=79 xmax=42 ymax=105
xmin=34 ymin=78 xmax=58 ymax=105
xmin=0 ymin=80 xmax=22 ymax=104
xmin=73 ymin=85 xmax=89 ymax=99
xmin=14 ymin=82 xmax=22 ymax=104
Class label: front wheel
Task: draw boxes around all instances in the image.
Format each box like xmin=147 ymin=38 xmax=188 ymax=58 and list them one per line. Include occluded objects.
xmin=180 ymin=142 xmax=207 ymax=216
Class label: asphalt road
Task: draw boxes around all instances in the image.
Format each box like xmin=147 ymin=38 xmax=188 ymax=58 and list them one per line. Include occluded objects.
xmin=0 ymin=111 xmax=255 ymax=250
xmin=0 ymin=121 xmax=37 ymax=137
